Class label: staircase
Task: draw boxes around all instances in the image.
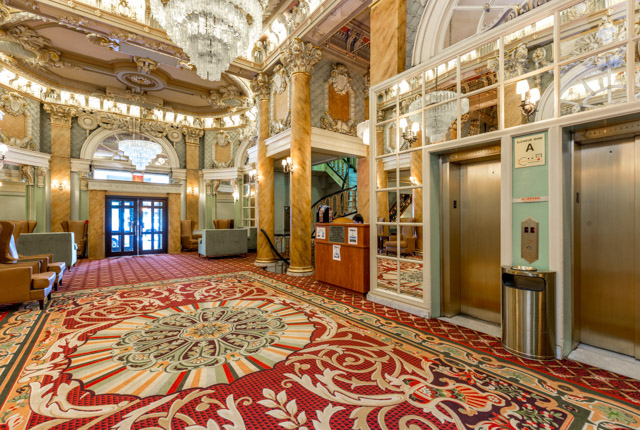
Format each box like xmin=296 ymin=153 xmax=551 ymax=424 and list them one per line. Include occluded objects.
xmin=311 ymin=186 xmax=358 ymax=221
xmin=312 ymin=157 xmax=357 ymax=189
xmin=389 ymin=193 xmax=412 ymax=221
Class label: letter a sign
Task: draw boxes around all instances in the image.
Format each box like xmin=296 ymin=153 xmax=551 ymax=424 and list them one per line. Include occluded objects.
xmin=514 ymin=132 xmax=546 ymax=168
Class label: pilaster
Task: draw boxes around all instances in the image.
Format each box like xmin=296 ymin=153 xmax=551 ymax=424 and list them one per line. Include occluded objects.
xmin=183 ymin=126 xmax=203 ymax=227
xmin=44 ymin=104 xmax=77 ymax=232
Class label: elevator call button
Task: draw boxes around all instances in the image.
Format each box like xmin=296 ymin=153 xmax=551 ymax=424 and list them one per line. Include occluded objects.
xmin=521 ymin=217 xmax=539 ymax=264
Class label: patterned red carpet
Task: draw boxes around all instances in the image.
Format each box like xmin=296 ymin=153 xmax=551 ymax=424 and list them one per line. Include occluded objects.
xmin=0 ymin=253 xmax=637 ymax=429
xmin=58 ymin=253 xmax=640 ymax=407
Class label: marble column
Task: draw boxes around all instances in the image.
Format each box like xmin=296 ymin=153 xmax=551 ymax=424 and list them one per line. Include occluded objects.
xmin=183 ymin=127 xmax=203 ymax=227
xmin=281 ymin=39 xmax=321 ymax=276
xmin=44 ymin=104 xmax=77 ymax=232
xmin=370 ymin=0 xmax=406 ymax=85
xmin=251 ymin=73 xmax=276 ymax=266
xmin=88 ymin=189 xmax=106 ymax=260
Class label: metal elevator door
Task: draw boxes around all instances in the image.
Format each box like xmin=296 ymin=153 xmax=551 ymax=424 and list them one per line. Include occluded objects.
xmin=576 ymin=137 xmax=639 ymax=358
xmin=442 ymin=156 xmax=501 ymax=324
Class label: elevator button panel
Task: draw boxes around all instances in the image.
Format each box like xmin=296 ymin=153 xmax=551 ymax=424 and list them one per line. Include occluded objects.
xmin=521 ymin=217 xmax=539 ymax=263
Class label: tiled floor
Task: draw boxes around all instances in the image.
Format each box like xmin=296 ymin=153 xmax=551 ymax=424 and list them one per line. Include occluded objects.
xmin=61 ymin=252 xmax=640 ymax=405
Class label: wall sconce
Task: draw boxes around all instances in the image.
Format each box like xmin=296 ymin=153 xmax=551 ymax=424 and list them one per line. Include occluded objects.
xmin=249 ymin=168 xmax=257 ymax=183
xmin=410 ymin=176 xmax=420 ymax=186
xmin=52 ymin=179 xmax=69 ymax=191
xmin=232 ymin=190 xmax=239 ymax=201
xmin=516 ymin=80 xmax=541 ymax=118
xmin=282 ymin=156 xmax=293 ymax=173
xmin=357 ymin=120 xmax=370 ymax=145
xmin=187 ymin=186 xmax=199 ymax=196
xmin=399 ymin=118 xmax=420 ymax=145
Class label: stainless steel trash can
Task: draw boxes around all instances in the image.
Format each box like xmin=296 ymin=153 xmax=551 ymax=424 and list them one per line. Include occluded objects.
xmin=501 ymin=266 xmax=556 ymax=360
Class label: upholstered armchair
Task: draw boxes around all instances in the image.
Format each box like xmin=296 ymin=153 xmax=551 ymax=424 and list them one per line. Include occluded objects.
xmin=181 ymin=220 xmax=200 ymax=251
xmin=385 ymin=221 xmax=417 ymax=256
xmin=0 ymin=221 xmax=66 ymax=288
xmin=213 ymin=219 xmax=234 ymax=229
xmin=0 ymin=261 xmax=55 ymax=310
xmin=61 ymin=220 xmax=88 ymax=259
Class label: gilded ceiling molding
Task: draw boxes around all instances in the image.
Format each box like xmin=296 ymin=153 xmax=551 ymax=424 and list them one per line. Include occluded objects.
xmin=201 ymin=86 xmax=249 ymax=109
xmin=250 ymin=73 xmax=270 ymax=101
xmin=135 ymin=57 xmax=159 ymax=74
xmin=0 ymin=91 xmax=27 ymax=116
xmin=0 ymin=1 xmax=11 ymax=25
xmin=182 ymin=126 xmax=204 ymax=145
xmin=280 ymin=38 xmax=321 ymax=75
xmin=0 ymin=25 xmax=70 ymax=69
xmin=87 ymin=33 xmax=119 ymax=50
xmin=43 ymin=104 xmax=78 ymax=126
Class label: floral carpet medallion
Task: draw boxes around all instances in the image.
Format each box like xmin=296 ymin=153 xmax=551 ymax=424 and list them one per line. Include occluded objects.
xmin=0 ymin=272 xmax=638 ymax=429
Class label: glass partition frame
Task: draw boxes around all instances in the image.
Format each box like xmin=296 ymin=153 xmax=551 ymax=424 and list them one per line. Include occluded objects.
xmin=371 ymin=0 xmax=640 ymax=306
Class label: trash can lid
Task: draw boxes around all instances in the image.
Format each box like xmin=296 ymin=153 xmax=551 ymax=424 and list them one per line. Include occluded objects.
xmin=511 ymin=265 xmax=537 ymax=271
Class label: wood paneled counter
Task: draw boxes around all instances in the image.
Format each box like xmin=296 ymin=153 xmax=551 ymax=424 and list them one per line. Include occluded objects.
xmin=315 ymin=223 xmax=370 ymax=293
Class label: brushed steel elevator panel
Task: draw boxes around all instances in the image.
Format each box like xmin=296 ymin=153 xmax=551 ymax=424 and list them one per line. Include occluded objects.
xmin=576 ymin=138 xmax=638 ymax=357
xmin=442 ymin=154 xmax=501 ymax=324
xmin=460 ymin=160 xmax=502 ymax=324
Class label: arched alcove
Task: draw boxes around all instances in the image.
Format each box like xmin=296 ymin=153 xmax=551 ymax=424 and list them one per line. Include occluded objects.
xmin=80 ymin=126 xmax=181 ymax=169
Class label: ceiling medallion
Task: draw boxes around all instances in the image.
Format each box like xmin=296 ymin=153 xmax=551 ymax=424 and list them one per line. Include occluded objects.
xmin=149 ymin=0 xmax=264 ymax=82
xmin=115 ymin=71 xmax=166 ymax=91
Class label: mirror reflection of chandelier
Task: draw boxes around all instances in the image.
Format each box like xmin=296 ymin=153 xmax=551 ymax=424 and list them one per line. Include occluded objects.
xmin=118 ymin=139 xmax=163 ymax=171
xmin=149 ymin=0 xmax=263 ymax=81
xmin=424 ymin=91 xmax=469 ymax=142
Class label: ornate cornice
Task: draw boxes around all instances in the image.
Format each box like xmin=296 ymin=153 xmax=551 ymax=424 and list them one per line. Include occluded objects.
xmin=0 ymin=1 xmax=11 ymax=25
xmin=43 ymin=104 xmax=78 ymax=126
xmin=280 ymin=38 xmax=321 ymax=75
xmin=251 ymin=73 xmax=270 ymax=101
xmin=182 ymin=126 xmax=204 ymax=145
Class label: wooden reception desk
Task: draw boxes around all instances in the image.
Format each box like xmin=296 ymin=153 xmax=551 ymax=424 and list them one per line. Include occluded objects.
xmin=315 ymin=223 xmax=370 ymax=293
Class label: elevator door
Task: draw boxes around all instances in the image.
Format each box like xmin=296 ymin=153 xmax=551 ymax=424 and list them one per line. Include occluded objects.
xmin=460 ymin=160 xmax=501 ymax=323
xmin=577 ymin=138 xmax=639 ymax=358
xmin=442 ymin=156 xmax=501 ymax=324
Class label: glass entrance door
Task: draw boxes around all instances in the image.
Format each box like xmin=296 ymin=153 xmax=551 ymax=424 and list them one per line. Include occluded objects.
xmin=105 ymin=196 xmax=168 ymax=257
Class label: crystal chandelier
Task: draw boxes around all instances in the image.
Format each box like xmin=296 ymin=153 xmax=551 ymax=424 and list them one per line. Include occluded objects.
xmin=149 ymin=0 xmax=263 ymax=81
xmin=118 ymin=139 xmax=163 ymax=171
xmin=424 ymin=91 xmax=469 ymax=142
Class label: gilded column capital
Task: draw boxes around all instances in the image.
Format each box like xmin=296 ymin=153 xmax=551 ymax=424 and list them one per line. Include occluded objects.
xmin=182 ymin=126 xmax=204 ymax=145
xmin=280 ymin=38 xmax=321 ymax=75
xmin=43 ymin=104 xmax=78 ymax=126
xmin=251 ymin=73 xmax=270 ymax=101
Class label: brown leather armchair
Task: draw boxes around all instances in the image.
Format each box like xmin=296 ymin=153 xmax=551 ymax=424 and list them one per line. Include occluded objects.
xmin=0 ymin=261 xmax=55 ymax=310
xmin=181 ymin=220 xmax=200 ymax=251
xmin=60 ymin=220 xmax=88 ymax=260
xmin=385 ymin=220 xmax=417 ymax=256
xmin=0 ymin=221 xmax=66 ymax=288
xmin=213 ymin=219 xmax=234 ymax=229
xmin=8 ymin=220 xmax=37 ymax=234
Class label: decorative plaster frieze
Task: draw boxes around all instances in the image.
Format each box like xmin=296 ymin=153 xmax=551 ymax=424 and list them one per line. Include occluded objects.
xmin=251 ymin=73 xmax=270 ymax=101
xmin=134 ymin=56 xmax=159 ymax=74
xmin=87 ymin=179 xmax=183 ymax=194
xmin=20 ymin=164 xmax=34 ymax=186
xmin=0 ymin=92 xmax=27 ymax=116
xmin=0 ymin=1 xmax=11 ymax=25
xmin=43 ymin=104 xmax=78 ymax=126
xmin=36 ymin=167 xmax=47 ymax=188
xmin=280 ymin=38 xmax=321 ymax=75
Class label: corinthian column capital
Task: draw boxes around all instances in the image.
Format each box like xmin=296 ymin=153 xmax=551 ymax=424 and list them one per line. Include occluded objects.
xmin=182 ymin=126 xmax=204 ymax=145
xmin=280 ymin=38 xmax=321 ymax=75
xmin=251 ymin=73 xmax=270 ymax=101
xmin=43 ymin=104 xmax=78 ymax=127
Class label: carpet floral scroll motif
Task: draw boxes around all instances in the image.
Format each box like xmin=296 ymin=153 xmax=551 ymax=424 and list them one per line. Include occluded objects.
xmin=0 ymin=272 xmax=638 ymax=430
